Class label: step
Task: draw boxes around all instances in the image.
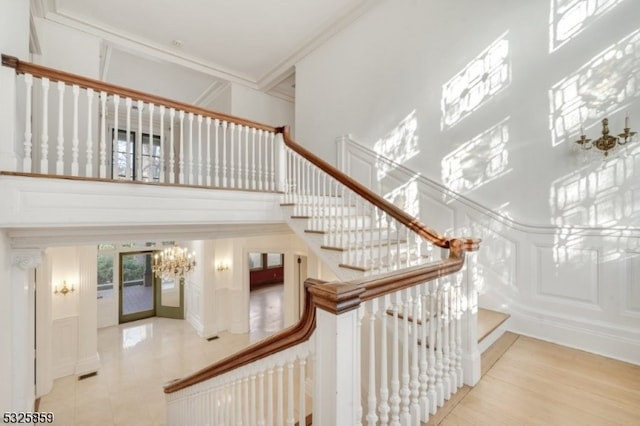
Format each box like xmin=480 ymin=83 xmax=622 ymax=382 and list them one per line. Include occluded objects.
xmin=290 ymin=214 xmax=374 ymax=229
xmin=306 ymin=228 xmax=400 ymax=245
xmin=477 ymin=308 xmax=510 ymax=352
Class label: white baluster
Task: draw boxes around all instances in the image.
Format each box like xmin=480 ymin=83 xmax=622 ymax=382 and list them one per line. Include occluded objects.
xmin=379 ymin=294 xmax=390 ymax=425
xmin=40 ymin=77 xmax=50 ymax=174
xmin=442 ymin=281 xmax=451 ymax=400
xmin=267 ymin=367 xmax=274 ymax=426
xmin=179 ymin=110 xmax=185 ymax=183
xmin=250 ymin=374 xmax=257 ymax=426
xmin=235 ymin=379 xmax=241 ymax=426
xmin=277 ymin=363 xmax=284 ymax=426
xmin=401 ymin=293 xmax=411 ymax=425
xmin=410 ymin=287 xmax=421 ymax=426
xmin=455 ymin=271 xmax=464 ymax=388
xmin=356 ymin=308 xmax=363 ymax=426
xmin=427 ymin=281 xmax=437 ymax=414
xmin=448 ymin=278 xmax=458 ymax=392
xmin=244 ymin=125 xmax=250 ymax=188
xmin=435 ymin=282 xmax=444 ymax=407
xmin=298 ymin=355 xmax=307 ymax=426
xmin=367 ymin=300 xmax=378 ymax=426
xmin=230 ymin=122 xmax=236 ymax=187
xmin=287 ymin=359 xmax=295 ymax=426
xmin=124 ymin=97 xmax=132 ymax=179
xmin=148 ymin=103 xmax=155 ymax=182
xmin=243 ymin=376 xmax=249 ymax=426
xmin=113 ymin=95 xmax=120 ymax=179
xmin=214 ymin=118 xmax=220 ymax=187
xmin=188 ymin=112 xmax=194 ymax=184
xmin=258 ymin=371 xmax=266 ymax=426
xmin=237 ymin=124 xmax=242 ymax=188
xmin=136 ymin=100 xmax=143 ymax=180
xmin=251 ymin=128 xmax=257 ymax=189
xmin=169 ymin=108 xmax=176 ymax=183
xmin=419 ymin=283 xmax=429 ymax=422
xmin=206 ymin=116 xmax=212 ymax=186
xmin=270 ymin=132 xmax=276 ymax=191
xmin=222 ymin=120 xmax=228 ymax=187
xmin=85 ymin=88 xmax=94 ymax=177
xmin=71 ymin=85 xmax=79 ymax=176
xmin=197 ymin=114 xmax=203 ymax=185
xmin=159 ymin=105 xmax=165 ymax=182
xmin=257 ymin=129 xmax=263 ymax=190
xmin=390 ymin=293 xmax=401 ymax=426
xmin=99 ymin=91 xmax=107 ymax=178
xmin=23 ymin=74 xmax=33 ymax=172
xmin=56 ymin=81 xmax=65 ymax=175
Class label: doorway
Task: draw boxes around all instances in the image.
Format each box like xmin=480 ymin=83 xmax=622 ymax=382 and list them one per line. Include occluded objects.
xmin=248 ymin=252 xmax=284 ymax=337
xmin=118 ymin=251 xmax=184 ymax=324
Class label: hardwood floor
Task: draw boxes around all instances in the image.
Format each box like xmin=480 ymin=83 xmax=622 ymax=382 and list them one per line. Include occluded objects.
xmin=432 ymin=332 xmax=640 ymax=425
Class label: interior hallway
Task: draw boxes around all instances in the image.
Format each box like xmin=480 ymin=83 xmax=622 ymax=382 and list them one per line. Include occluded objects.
xmin=39 ymin=284 xmax=286 ymax=426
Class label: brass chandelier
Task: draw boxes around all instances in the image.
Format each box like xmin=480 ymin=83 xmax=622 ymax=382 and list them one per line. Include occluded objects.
xmin=152 ymin=245 xmax=196 ymax=283
xmin=576 ymin=116 xmax=635 ymax=156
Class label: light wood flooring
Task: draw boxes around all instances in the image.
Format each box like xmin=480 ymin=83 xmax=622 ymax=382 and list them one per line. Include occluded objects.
xmin=428 ymin=332 xmax=640 ymax=425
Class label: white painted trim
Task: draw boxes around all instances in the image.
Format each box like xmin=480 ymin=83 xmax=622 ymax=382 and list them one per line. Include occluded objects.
xmin=75 ymin=353 xmax=100 ymax=376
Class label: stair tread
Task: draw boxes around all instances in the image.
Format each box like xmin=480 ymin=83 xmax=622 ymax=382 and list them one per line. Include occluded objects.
xmin=320 ymin=240 xmax=408 ymax=251
xmin=477 ymin=308 xmax=510 ymax=343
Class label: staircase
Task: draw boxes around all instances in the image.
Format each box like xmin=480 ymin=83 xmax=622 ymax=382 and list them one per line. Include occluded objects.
xmin=1 ymin=55 xmax=483 ymax=425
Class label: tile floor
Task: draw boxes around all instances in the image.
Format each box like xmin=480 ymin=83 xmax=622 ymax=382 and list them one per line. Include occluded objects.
xmin=39 ymin=284 xmax=285 ymax=425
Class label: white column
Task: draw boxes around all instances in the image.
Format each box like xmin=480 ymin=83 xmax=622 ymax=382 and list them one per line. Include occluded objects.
xmin=10 ymin=249 xmax=42 ymax=412
xmin=313 ymin=307 xmax=360 ymax=426
xmin=75 ymin=246 xmax=100 ymax=375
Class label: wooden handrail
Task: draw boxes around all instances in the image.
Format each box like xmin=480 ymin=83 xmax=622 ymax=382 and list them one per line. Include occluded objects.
xmin=164 ymin=279 xmax=318 ymax=394
xmin=1 ymin=54 xmax=277 ymax=133
xmin=276 ymin=127 xmax=481 ymax=252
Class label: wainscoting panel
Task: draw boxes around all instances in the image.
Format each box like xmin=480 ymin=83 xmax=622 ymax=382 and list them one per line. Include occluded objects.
xmin=536 ymin=245 xmax=600 ymax=306
xmin=337 ymin=135 xmax=640 ymax=364
xmin=52 ymin=316 xmax=78 ymax=379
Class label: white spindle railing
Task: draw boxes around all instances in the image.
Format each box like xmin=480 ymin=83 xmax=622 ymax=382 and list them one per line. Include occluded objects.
xmin=166 ymin=342 xmax=313 ymax=426
xmin=8 ymin=66 xmax=281 ymax=192
xmin=283 ymin=146 xmax=436 ymax=275
xmin=355 ymin=271 xmax=465 ymax=425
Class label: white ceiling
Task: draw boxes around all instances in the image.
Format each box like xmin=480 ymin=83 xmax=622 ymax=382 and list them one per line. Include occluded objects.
xmin=33 ymin=0 xmax=376 ymax=103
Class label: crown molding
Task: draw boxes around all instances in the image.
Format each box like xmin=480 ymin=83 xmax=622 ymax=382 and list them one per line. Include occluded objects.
xmin=256 ymin=0 xmax=382 ymax=92
xmin=41 ymin=10 xmax=258 ymax=88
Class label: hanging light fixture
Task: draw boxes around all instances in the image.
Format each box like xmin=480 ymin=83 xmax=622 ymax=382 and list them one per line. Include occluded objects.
xmin=152 ymin=245 xmax=196 ymax=283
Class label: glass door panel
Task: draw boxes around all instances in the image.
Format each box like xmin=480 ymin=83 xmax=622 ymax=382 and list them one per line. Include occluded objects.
xmin=156 ymin=276 xmax=184 ymax=319
xmin=119 ymin=252 xmax=155 ymax=323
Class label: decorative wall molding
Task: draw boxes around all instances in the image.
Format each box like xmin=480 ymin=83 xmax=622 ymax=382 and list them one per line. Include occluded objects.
xmin=11 ymin=249 xmax=42 ymax=269
xmin=337 ymin=134 xmax=640 ymax=364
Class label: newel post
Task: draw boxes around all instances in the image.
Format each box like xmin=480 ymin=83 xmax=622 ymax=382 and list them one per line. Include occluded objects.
xmin=459 ymin=245 xmax=481 ymax=386
xmin=276 ymin=129 xmax=287 ymax=192
xmin=307 ymin=280 xmax=364 ymax=426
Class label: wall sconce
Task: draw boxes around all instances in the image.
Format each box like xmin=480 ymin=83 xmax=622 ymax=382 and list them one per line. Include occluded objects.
xmin=54 ymin=280 xmax=75 ymax=296
xmin=576 ymin=115 xmax=635 ymax=156
xmin=216 ymin=261 xmax=230 ymax=272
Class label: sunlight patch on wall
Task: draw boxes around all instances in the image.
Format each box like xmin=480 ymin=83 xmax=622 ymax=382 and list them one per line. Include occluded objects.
xmin=549 ymin=27 xmax=640 ymax=146
xmin=383 ymin=175 xmax=420 ymax=218
xmin=549 ymin=0 xmax=625 ymax=53
xmin=441 ymin=117 xmax=511 ymax=195
xmin=441 ymin=32 xmax=511 ymax=130
xmin=374 ymin=110 xmax=419 ymax=181
xmin=550 ymin=142 xmax=640 ymax=231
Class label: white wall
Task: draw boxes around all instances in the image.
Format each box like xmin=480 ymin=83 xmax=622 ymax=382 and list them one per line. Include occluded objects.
xmin=296 ymin=0 xmax=640 ymax=228
xmin=231 ymin=83 xmax=295 ymax=134
xmin=0 ymin=231 xmax=13 ymax=412
xmin=339 ymin=136 xmax=640 ymax=364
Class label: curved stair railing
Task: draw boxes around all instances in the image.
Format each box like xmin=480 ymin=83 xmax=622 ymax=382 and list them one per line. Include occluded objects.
xmin=2 ymin=54 xmax=481 ymax=425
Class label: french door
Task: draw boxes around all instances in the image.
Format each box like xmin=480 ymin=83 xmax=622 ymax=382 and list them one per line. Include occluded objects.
xmin=119 ymin=251 xmax=184 ymax=323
